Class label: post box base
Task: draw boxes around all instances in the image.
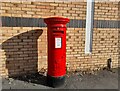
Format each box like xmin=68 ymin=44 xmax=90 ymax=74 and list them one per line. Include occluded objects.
xmin=47 ymin=75 xmax=65 ymax=88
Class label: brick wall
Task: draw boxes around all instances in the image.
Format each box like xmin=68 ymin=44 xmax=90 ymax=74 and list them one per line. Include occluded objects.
xmin=118 ymin=2 xmax=120 ymax=67
xmin=0 ymin=1 xmax=119 ymax=77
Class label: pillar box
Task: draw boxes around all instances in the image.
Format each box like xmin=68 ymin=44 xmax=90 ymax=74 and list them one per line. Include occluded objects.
xmin=44 ymin=17 xmax=70 ymax=87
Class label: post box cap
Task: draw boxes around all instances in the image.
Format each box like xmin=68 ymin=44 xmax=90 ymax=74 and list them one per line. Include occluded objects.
xmin=44 ymin=17 xmax=70 ymax=24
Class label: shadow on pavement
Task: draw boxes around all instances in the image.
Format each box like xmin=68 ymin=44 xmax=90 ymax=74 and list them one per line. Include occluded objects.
xmin=13 ymin=72 xmax=48 ymax=87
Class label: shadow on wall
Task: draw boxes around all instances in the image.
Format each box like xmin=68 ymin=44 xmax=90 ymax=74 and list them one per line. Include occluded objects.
xmin=2 ymin=29 xmax=43 ymax=77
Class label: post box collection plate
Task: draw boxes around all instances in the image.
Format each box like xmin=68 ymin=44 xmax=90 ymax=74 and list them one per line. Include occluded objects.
xmin=55 ymin=37 xmax=62 ymax=48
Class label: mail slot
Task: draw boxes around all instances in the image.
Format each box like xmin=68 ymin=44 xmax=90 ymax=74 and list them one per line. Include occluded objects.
xmin=44 ymin=17 xmax=69 ymax=87
xmin=53 ymin=30 xmax=64 ymax=34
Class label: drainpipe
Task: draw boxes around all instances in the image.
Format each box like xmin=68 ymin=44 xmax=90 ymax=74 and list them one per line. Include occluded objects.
xmin=85 ymin=0 xmax=94 ymax=54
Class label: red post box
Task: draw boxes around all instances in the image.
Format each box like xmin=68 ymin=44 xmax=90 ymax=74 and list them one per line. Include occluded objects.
xmin=44 ymin=17 xmax=69 ymax=87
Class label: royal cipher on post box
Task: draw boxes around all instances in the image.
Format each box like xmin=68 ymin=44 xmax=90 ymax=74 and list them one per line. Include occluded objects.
xmin=44 ymin=17 xmax=70 ymax=87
